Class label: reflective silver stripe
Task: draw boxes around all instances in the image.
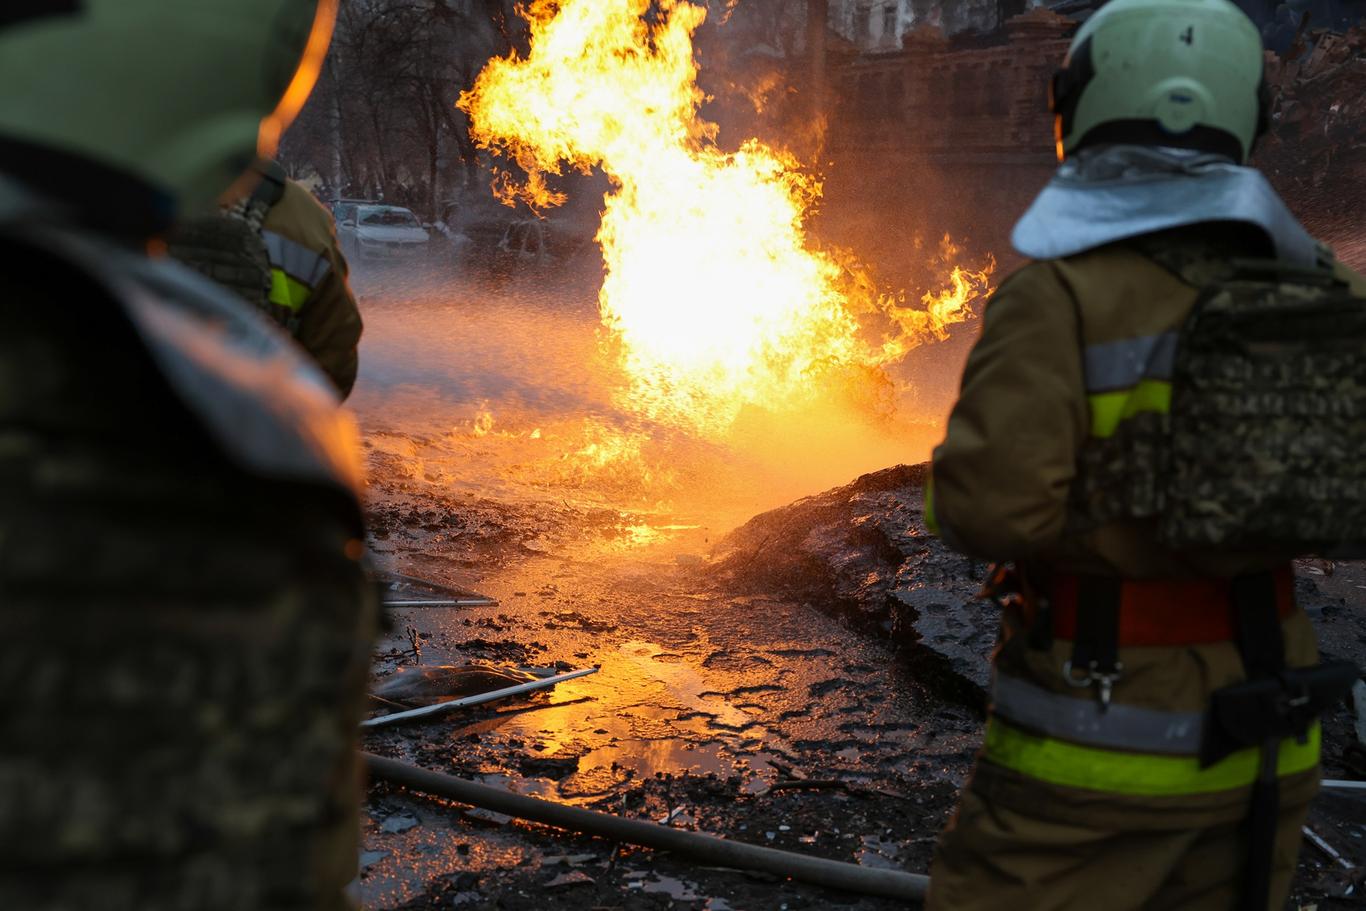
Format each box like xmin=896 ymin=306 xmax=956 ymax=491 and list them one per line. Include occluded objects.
xmin=262 ymin=230 xmax=332 ymax=287
xmin=992 ymin=673 xmax=1203 ymax=755
xmin=1084 ymin=332 xmax=1179 ymax=393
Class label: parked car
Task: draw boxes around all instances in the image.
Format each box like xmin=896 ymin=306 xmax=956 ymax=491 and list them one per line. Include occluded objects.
xmin=336 ymin=204 xmax=432 ymax=261
xmin=330 ymin=198 xmax=375 ymax=225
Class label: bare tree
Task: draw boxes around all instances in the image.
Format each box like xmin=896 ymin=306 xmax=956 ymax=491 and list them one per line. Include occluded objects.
xmin=282 ymin=0 xmax=522 ymax=217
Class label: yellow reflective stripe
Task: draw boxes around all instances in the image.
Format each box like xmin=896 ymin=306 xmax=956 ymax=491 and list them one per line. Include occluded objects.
xmin=1088 ymin=379 xmax=1173 ymax=439
xmin=269 ymin=268 xmax=311 ymax=312
xmin=924 ymin=475 xmax=941 ymax=536
xmin=983 ymin=717 xmax=1320 ymax=797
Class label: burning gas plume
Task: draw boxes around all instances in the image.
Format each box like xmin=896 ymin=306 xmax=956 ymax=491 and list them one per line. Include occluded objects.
xmin=459 ymin=0 xmax=992 ymax=437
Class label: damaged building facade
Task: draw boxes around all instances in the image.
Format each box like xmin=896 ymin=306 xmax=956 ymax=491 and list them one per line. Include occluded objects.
xmin=815 ymin=0 xmax=1366 ymax=279
xmin=817 ymin=6 xmax=1074 ymax=276
xmin=828 ymin=0 xmax=1018 ymax=49
xmin=825 ymin=0 xmax=1365 ymax=51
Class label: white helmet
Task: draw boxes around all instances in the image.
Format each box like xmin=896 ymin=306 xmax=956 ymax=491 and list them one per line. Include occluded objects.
xmin=1050 ymin=0 xmax=1269 ymax=163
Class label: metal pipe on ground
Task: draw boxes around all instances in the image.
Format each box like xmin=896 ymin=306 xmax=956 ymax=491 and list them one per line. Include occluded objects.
xmin=361 ymin=666 xmax=598 ymax=729
xmin=1321 ymin=779 xmax=1366 ymax=791
xmin=362 ymin=753 xmax=931 ymax=903
xmin=382 ymin=599 xmax=498 ymax=608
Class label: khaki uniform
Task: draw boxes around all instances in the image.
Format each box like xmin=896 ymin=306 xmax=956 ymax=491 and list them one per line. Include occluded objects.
xmin=261 ymin=180 xmax=363 ymax=399
xmin=925 ymin=228 xmax=1366 ymax=910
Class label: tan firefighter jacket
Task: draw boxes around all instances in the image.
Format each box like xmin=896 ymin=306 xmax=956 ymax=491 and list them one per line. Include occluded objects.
xmin=261 ymin=180 xmax=363 ymax=399
xmin=926 ymin=226 xmax=1366 ymax=826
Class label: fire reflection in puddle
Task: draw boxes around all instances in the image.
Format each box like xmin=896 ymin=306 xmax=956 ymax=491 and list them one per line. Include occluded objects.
xmin=476 ymin=639 xmax=790 ymax=802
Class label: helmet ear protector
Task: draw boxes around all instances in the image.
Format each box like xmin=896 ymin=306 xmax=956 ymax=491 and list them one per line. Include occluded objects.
xmin=1049 ymin=37 xmax=1097 ymax=161
xmin=1048 ymin=35 xmax=1271 ymax=163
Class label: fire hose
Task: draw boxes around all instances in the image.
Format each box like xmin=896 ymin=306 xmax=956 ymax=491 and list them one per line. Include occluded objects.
xmin=363 ymin=753 xmax=931 ymax=902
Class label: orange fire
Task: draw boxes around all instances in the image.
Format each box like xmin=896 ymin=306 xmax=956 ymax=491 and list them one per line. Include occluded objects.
xmin=460 ymin=0 xmax=992 ymax=436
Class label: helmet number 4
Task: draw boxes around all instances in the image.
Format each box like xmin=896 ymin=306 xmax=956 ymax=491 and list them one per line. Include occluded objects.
xmin=1180 ymin=26 xmax=1194 ymax=45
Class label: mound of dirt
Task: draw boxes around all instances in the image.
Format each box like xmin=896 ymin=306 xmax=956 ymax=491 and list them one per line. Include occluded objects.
xmin=707 ymin=464 xmax=994 ymax=703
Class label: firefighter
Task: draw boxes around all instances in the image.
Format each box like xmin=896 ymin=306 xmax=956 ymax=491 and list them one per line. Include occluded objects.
xmin=170 ymin=159 xmax=364 ymax=398
xmin=925 ymin=1 xmax=1364 ymax=908
xmin=0 ymin=3 xmax=376 ymax=909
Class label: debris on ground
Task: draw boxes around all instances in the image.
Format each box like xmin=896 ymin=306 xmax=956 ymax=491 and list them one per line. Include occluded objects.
xmin=707 ymin=464 xmax=993 ymax=701
xmin=372 ymin=664 xmax=539 ymax=708
xmin=1259 ymin=27 xmax=1366 ymax=259
xmin=357 ymin=451 xmax=1366 ymax=909
xmin=364 ymin=667 xmax=600 ymax=729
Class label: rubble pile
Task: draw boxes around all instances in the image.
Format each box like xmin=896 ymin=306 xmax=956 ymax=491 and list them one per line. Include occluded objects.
xmin=707 ymin=463 xmax=1366 ymax=782
xmin=1259 ymin=28 xmax=1366 ymax=252
xmin=707 ymin=464 xmax=995 ymax=701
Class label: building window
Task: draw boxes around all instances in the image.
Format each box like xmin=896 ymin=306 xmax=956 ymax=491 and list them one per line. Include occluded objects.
xmin=883 ymin=3 xmax=898 ymax=43
xmin=854 ymin=5 xmax=872 ymax=45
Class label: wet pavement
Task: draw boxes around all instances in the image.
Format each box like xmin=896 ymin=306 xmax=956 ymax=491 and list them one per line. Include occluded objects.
xmin=347 ymin=256 xmax=979 ymax=909
xmin=347 ymin=255 xmax=1366 ymax=910
xmin=358 ymin=548 xmax=979 ymax=909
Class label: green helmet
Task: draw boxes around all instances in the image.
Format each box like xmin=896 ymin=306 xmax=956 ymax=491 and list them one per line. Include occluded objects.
xmin=0 ymin=1 xmax=336 ymax=216
xmin=1050 ymin=0 xmax=1268 ymax=163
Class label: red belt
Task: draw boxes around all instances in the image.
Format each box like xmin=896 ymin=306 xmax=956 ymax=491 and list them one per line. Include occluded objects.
xmin=1048 ymin=565 xmax=1296 ymax=648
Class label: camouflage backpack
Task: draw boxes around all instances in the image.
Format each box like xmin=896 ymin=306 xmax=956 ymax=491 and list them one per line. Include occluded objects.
xmin=166 ymin=165 xmax=286 ymax=313
xmin=1077 ymin=248 xmax=1366 ymax=556
xmin=1162 ymin=258 xmax=1366 ymax=555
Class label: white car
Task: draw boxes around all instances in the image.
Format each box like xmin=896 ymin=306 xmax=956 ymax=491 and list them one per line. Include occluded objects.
xmin=336 ymin=204 xmax=431 ymax=260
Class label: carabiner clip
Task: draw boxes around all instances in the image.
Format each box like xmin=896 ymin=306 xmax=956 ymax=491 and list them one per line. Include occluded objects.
xmin=1063 ymin=659 xmax=1124 ymax=711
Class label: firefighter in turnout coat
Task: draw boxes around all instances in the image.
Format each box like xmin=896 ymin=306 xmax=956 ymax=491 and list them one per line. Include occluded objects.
xmin=926 ymin=1 xmax=1365 ymax=908
xmin=170 ymin=159 xmax=364 ymax=398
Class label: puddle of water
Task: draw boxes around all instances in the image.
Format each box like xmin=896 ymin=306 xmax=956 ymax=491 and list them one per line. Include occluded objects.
xmin=615 ymin=639 xmax=755 ymax=729
xmin=474 ymin=772 xmax=560 ymax=802
xmin=358 ymin=813 xmax=528 ymax=909
xmin=626 ymin=872 xmax=703 ymax=901
xmin=856 ymin=834 xmax=905 ymax=871
xmin=578 ymin=737 xmax=727 ymax=779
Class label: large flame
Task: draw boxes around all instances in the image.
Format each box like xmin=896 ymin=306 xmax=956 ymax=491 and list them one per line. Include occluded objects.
xmin=460 ymin=0 xmax=991 ymax=436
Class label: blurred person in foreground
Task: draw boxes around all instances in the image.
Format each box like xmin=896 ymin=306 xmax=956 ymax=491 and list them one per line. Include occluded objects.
xmin=0 ymin=2 xmax=376 ymax=909
xmin=925 ymin=1 xmax=1364 ymax=908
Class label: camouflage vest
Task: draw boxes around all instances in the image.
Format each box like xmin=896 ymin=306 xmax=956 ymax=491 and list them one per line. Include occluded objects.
xmin=166 ymin=193 xmax=274 ymax=309
xmin=0 ymin=219 xmax=374 ymax=909
xmin=166 ymin=167 xmax=301 ymax=332
xmin=1072 ymin=242 xmax=1366 ymax=557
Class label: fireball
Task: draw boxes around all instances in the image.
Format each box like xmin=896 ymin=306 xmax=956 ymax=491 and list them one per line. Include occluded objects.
xmin=460 ymin=0 xmax=991 ymax=436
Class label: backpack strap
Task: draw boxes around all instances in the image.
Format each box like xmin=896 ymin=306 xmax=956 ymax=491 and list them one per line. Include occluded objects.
xmin=1061 ymin=576 xmax=1124 ymax=711
xmin=249 ymin=159 xmax=287 ymax=210
xmin=1224 ymin=256 xmax=1346 ymax=287
xmin=1201 ymin=576 xmax=1359 ymax=911
xmin=1128 ymin=228 xmax=1341 ymax=289
xmin=1128 ymin=230 xmax=1241 ymax=287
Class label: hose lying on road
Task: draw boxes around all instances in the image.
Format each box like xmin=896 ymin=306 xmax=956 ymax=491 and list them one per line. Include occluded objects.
xmin=363 ymin=752 xmax=931 ymax=903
